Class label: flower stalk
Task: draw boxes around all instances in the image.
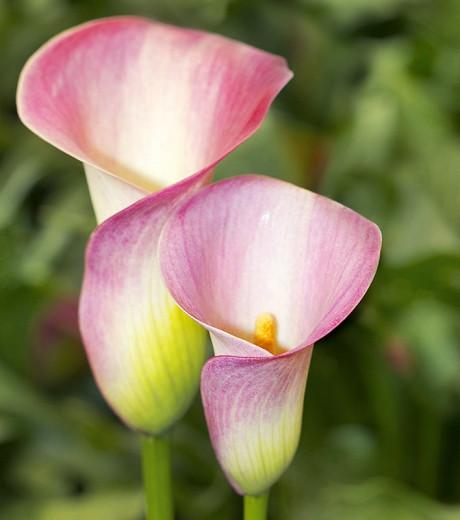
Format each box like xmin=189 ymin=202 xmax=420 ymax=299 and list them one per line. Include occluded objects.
xmin=244 ymin=493 xmax=269 ymax=520
xmin=141 ymin=434 xmax=173 ymax=520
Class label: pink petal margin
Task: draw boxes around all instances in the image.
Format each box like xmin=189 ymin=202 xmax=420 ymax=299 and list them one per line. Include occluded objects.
xmin=159 ymin=175 xmax=382 ymax=493
xmin=17 ymin=16 xmax=293 ymax=220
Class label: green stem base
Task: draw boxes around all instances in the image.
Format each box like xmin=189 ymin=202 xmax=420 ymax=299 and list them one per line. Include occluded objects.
xmin=244 ymin=492 xmax=269 ymax=520
xmin=141 ymin=434 xmax=173 ymax=520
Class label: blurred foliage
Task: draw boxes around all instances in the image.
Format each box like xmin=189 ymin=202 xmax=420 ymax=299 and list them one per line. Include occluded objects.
xmin=1 ymin=0 xmax=460 ymax=518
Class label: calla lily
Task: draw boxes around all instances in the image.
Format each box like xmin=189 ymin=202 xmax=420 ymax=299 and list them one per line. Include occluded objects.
xmin=16 ymin=16 xmax=292 ymax=434
xmin=159 ymin=175 xmax=382 ymax=496
xmin=17 ymin=16 xmax=292 ymax=222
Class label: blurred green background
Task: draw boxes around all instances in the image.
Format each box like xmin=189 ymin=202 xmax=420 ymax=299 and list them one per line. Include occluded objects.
xmin=1 ymin=0 xmax=460 ymax=518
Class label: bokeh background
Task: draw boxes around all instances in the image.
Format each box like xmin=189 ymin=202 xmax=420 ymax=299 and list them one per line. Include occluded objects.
xmin=1 ymin=0 xmax=460 ymax=518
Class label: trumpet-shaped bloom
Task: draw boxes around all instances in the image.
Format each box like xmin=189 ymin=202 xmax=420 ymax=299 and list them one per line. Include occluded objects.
xmin=80 ymin=182 xmax=207 ymax=434
xmin=159 ymin=175 xmax=382 ymax=494
xmin=17 ymin=16 xmax=292 ymax=222
xmin=17 ymin=17 xmax=292 ymax=433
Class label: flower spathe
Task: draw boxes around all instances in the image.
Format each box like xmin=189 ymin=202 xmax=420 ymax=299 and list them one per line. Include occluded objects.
xmin=80 ymin=180 xmax=209 ymax=434
xmin=17 ymin=16 xmax=292 ymax=222
xmin=160 ymin=175 xmax=382 ymax=494
xmin=17 ymin=17 xmax=292 ymax=433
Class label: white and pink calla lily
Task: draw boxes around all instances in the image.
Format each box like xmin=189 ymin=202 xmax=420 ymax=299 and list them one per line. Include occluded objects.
xmin=17 ymin=17 xmax=292 ymax=433
xmin=159 ymin=175 xmax=382 ymax=494
xmin=17 ymin=16 xmax=292 ymax=222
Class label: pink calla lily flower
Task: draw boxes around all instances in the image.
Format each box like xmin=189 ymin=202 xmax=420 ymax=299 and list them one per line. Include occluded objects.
xmin=17 ymin=17 xmax=292 ymax=433
xmin=159 ymin=175 xmax=382 ymax=495
xmin=17 ymin=16 xmax=292 ymax=223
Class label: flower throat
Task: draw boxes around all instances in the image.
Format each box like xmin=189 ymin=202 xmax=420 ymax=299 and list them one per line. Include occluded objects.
xmin=253 ymin=313 xmax=282 ymax=355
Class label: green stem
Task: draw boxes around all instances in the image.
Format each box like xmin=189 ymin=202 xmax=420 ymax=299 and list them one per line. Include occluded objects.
xmin=244 ymin=492 xmax=269 ymax=520
xmin=141 ymin=434 xmax=173 ymax=520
